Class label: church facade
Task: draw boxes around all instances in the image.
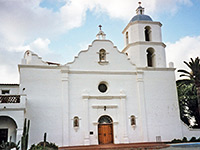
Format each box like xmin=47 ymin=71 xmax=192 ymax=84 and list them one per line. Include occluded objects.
xmin=0 ymin=4 xmax=200 ymax=147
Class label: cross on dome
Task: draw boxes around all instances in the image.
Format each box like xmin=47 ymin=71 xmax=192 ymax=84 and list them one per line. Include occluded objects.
xmin=136 ymin=1 xmax=144 ymax=15
xmin=99 ymin=25 xmax=102 ymax=30
xmin=96 ymin=25 xmax=106 ymax=40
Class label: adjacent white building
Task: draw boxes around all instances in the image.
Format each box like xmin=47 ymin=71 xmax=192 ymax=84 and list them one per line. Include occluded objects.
xmin=0 ymin=4 xmax=200 ymax=147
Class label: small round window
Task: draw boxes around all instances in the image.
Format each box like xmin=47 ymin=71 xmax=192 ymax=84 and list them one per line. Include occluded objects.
xmin=98 ymin=83 xmax=108 ymax=93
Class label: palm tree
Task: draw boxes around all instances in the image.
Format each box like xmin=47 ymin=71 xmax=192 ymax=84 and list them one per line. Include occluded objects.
xmin=178 ymin=57 xmax=200 ymax=118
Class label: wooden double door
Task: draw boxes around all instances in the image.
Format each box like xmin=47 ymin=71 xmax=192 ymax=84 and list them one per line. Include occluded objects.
xmin=98 ymin=124 xmax=113 ymax=144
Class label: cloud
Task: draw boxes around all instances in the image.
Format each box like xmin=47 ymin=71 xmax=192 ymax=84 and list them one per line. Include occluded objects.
xmin=166 ymin=36 xmax=200 ymax=80
xmin=143 ymin=0 xmax=192 ymax=15
xmin=0 ymin=0 xmax=194 ymax=83
xmin=0 ymin=0 xmax=193 ymax=44
xmin=0 ymin=50 xmax=21 ymax=83
xmin=28 ymin=38 xmax=51 ymax=55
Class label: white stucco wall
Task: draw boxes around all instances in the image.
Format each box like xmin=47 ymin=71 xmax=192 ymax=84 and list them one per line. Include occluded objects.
xmin=143 ymin=69 xmax=183 ymax=141
xmin=19 ymin=65 xmax=64 ymax=146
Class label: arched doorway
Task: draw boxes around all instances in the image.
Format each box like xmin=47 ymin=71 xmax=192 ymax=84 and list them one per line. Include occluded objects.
xmin=98 ymin=115 xmax=113 ymax=144
xmin=0 ymin=116 xmax=17 ymax=144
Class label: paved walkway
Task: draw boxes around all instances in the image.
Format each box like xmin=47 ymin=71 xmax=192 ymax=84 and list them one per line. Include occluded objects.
xmin=59 ymin=142 xmax=169 ymax=150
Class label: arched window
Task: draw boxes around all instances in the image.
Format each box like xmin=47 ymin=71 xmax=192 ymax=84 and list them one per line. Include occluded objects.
xmin=73 ymin=116 xmax=79 ymax=128
xmin=130 ymin=115 xmax=136 ymax=126
xmin=99 ymin=49 xmax=106 ymax=62
xmin=147 ymin=48 xmax=155 ymax=67
xmin=126 ymin=32 xmax=129 ymax=45
xmin=98 ymin=115 xmax=112 ymax=124
xmin=144 ymin=26 xmax=151 ymax=41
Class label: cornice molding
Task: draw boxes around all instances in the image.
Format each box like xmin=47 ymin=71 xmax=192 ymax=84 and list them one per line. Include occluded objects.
xmin=69 ymin=70 xmax=137 ymax=75
xmin=122 ymin=21 xmax=162 ymax=34
xmin=18 ymin=64 xmax=64 ymax=69
xmin=82 ymin=94 xmax=126 ymax=99
xmin=137 ymin=67 xmax=176 ymax=71
xmin=122 ymin=41 xmax=166 ymax=52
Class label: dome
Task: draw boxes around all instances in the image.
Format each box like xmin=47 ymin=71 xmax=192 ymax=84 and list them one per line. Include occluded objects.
xmin=130 ymin=14 xmax=153 ymax=22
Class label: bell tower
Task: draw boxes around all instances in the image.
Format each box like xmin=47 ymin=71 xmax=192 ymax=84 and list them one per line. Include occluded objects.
xmin=122 ymin=2 xmax=166 ymax=68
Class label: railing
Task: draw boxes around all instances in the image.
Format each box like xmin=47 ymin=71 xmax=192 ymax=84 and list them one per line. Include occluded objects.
xmin=0 ymin=95 xmax=20 ymax=103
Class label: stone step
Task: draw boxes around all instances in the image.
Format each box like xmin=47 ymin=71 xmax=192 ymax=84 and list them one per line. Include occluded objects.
xmin=59 ymin=142 xmax=169 ymax=150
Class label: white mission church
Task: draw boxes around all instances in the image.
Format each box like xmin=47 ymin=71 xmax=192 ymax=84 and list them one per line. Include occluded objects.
xmin=0 ymin=4 xmax=200 ymax=147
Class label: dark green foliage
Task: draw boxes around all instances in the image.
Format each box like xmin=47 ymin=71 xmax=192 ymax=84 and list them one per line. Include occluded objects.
xmin=21 ymin=118 xmax=30 ymax=150
xmin=190 ymin=137 xmax=197 ymax=142
xmin=171 ymin=139 xmax=182 ymax=143
xmin=197 ymin=137 xmax=200 ymax=142
xmin=29 ymin=142 xmax=58 ymax=150
xmin=182 ymin=137 xmax=188 ymax=142
xmin=29 ymin=133 xmax=58 ymax=150
xmin=178 ymin=57 xmax=200 ymax=126
xmin=0 ymin=138 xmax=20 ymax=150
xmin=176 ymin=80 xmax=200 ymax=128
xmin=170 ymin=137 xmax=200 ymax=143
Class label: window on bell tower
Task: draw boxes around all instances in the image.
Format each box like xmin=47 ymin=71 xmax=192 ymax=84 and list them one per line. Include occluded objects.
xmin=126 ymin=32 xmax=129 ymax=45
xmin=147 ymin=48 xmax=155 ymax=67
xmin=144 ymin=26 xmax=151 ymax=41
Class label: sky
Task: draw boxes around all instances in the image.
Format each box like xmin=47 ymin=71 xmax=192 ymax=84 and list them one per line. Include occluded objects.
xmin=0 ymin=0 xmax=200 ymax=83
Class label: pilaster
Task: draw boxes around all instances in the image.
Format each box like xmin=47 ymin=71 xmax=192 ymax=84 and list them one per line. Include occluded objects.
xmin=82 ymin=92 xmax=90 ymax=145
xmin=137 ymin=70 xmax=149 ymax=141
xmin=61 ymin=66 xmax=70 ymax=146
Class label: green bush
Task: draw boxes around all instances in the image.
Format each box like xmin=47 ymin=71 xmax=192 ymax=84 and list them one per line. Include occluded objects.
xmin=197 ymin=137 xmax=200 ymax=142
xmin=29 ymin=142 xmax=58 ymax=150
xmin=0 ymin=141 xmax=20 ymax=150
xmin=182 ymin=137 xmax=188 ymax=142
xmin=171 ymin=139 xmax=182 ymax=143
xmin=171 ymin=136 xmax=200 ymax=143
xmin=29 ymin=133 xmax=58 ymax=150
xmin=190 ymin=137 xmax=197 ymax=142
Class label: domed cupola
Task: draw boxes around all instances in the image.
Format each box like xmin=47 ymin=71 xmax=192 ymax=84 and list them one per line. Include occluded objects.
xmin=130 ymin=2 xmax=153 ymax=22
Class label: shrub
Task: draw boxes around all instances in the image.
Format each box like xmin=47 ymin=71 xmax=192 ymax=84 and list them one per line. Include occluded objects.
xmin=182 ymin=137 xmax=188 ymax=142
xmin=29 ymin=142 xmax=58 ymax=150
xmin=0 ymin=141 xmax=20 ymax=150
xmin=197 ymin=137 xmax=200 ymax=142
xmin=190 ymin=137 xmax=197 ymax=142
xmin=171 ymin=139 xmax=182 ymax=143
xmin=29 ymin=133 xmax=58 ymax=150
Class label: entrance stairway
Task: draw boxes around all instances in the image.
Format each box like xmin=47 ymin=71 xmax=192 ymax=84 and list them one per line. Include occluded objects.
xmin=59 ymin=142 xmax=169 ymax=150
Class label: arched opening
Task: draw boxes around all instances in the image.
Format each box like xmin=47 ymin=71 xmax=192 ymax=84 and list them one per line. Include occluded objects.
xmin=98 ymin=115 xmax=113 ymax=144
xmin=126 ymin=32 xmax=129 ymax=45
xmin=99 ymin=49 xmax=106 ymax=62
xmin=147 ymin=48 xmax=155 ymax=67
xmin=144 ymin=26 xmax=151 ymax=41
xmin=0 ymin=116 xmax=17 ymax=144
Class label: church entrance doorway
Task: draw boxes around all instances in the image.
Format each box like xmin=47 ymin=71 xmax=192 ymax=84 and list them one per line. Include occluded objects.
xmin=98 ymin=115 xmax=113 ymax=144
xmin=0 ymin=129 xmax=8 ymax=144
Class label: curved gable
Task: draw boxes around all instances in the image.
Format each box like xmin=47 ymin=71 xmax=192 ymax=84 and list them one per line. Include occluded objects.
xmin=68 ymin=40 xmax=135 ymax=71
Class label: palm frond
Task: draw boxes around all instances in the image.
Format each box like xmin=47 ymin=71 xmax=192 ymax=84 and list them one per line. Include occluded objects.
xmin=178 ymin=69 xmax=191 ymax=75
